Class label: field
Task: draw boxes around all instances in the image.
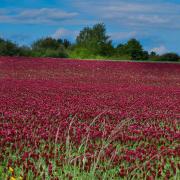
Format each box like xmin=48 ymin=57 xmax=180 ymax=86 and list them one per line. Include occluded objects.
xmin=0 ymin=57 xmax=180 ymax=179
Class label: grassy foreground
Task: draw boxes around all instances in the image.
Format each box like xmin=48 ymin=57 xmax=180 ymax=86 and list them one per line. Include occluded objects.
xmin=1 ymin=117 xmax=180 ymax=180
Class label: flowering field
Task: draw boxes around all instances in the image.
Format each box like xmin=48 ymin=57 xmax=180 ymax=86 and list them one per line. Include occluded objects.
xmin=0 ymin=57 xmax=180 ymax=179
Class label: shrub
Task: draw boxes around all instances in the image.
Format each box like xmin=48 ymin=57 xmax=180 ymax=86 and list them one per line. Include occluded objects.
xmin=31 ymin=37 xmax=68 ymax=58
xmin=158 ymin=53 xmax=179 ymax=62
xmin=69 ymin=47 xmax=93 ymax=59
xmin=18 ymin=46 xmax=32 ymax=57
xmin=43 ymin=48 xmax=68 ymax=58
xmin=0 ymin=38 xmax=19 ymax=56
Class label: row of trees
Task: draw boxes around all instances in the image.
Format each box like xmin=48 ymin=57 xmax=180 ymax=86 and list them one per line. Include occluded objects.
xmin=0 ymin=23 xmax=180 ymax=61
xmin=0 ymin=37 xmax=69 ymax=58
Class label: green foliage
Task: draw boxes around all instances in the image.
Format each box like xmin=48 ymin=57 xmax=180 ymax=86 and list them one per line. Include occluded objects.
xmin=0 ymin=23 xmax=180 ymax=61
xmin=141 ymin=51 xmax=149 ymax=60
xmin=18 ymin=46 xmax=32 ymax=57
xmin=150 ymin=51 xmax=157 ymax=56
xmin=149 ymin=52 xmax=180 ymax=62
xmin=69 ymin=47 xmax=92 ymax=59
xmin=116 ymin=43 xmax=127 ymax=56
xmin=126 ymin=38 xmax=143 ymax=57
xmin=69 ymin=47 xmax=105 ymax=59
xmin=76 ymin=23 xmax=114 ymax=57
xmin=115 ymin=39 xmax=149 ymax=60
xmin=0 ymin=38 xmax=20 ymax=56
xmin=158 ymin=53 xmax=180 ymax=61
xmin=32 ymin=37 xmax=60 ymax=50
xmin=32 ymin=37 xmax=68 ymax=58
xmin=58 ymin=38 xmax=72 ymax=49
xmin=43 ymin=48 xmax=68 ymax=58
xmin=99 ymin=42 xmax=115 ymax=57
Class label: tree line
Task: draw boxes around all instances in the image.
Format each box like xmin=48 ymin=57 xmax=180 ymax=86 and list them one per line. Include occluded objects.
xmin=0 ymin=23 xmax=179 ymax=61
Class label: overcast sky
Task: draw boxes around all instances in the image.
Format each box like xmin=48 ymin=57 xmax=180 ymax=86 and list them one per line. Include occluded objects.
xmin=0 ymin=0 xmax=180 ymax=54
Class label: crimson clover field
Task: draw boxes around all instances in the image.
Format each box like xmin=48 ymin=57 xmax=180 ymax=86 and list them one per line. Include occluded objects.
xmin=0 ymin=57 xmax=180 ymax=179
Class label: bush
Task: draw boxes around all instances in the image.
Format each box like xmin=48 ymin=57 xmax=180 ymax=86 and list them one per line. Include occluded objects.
xmin=158 ymin=53 xmax=179 ymax=62
xmin=115 ymin=39 xmax=148 ymax=60
xmin=31 ymin=37 xmax=68 ymax=58
xmin=141 ymin=51 xmax=149 ymax=60
xmin=43 ymin=48 xmax=68 ymax=58
xmin=18 ymin=46 xmax=32 ymax=57
xmin=69 ymin=47 xmax=93 ymax=59
xmin=32 ymin=37 xmax=60 ymax=50
xmin=0 ymin=38 xmax=20 ymax=56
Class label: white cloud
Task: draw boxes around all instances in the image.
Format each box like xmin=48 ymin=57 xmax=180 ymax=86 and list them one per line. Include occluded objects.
xmin=150 ymin=45 xmax=167 ymax=55
xmin=110 ymin=31 xmax=137 ymax=40
xmin=127 ymin=15 xmax=169 ymax=24
xmin=0 ymin=8 xmax=78 ymax=24
xmin=73 ymin=1 xmax=180 ymax=29
xmin=1 ymin=2 xmax=180 ymax=29
xmin=18 ymin=8 xmax=77 ymax=19
xmin=52 ymin=28 xmax=79 ymax=39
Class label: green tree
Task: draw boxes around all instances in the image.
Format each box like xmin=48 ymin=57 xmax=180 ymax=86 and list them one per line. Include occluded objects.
xmin=18 ymin=46 xmax=32 ymax=57
xmin=116 ymin=43 xmax=127 ymax=56
xmin=141 ymin=51 xmax=149 ymax=60
xmin=99 ymin=42 xmax=115 ymax=56
xmin=76 ymin=23 xmax=113 ymax=57
xmin=58 ymin=39 xmax=72 ymax=49
xmin=32 ymin=37 xmax=60 ymax=50
xmin=32 ymin=37 xmax=68 ymax=58
xmin=115 ymin=39 xmax=148 ymax=60
xmin=125 ymin=38 xmax=144 ymax=60
xmin=0 ymin=38 xmax=19 ymax=56
xmin=150 ymin=51 xmax=157 ymax=56
xmin=158 ymin=53 xmax=179 ymax=61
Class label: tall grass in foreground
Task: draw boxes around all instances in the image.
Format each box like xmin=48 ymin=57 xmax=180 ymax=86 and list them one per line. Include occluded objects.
xmin=0 ymin=114 xmax=179 ymax=180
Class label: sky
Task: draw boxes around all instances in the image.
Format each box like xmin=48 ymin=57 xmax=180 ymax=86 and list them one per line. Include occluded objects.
xmin=0 ymin=0 xmax=180 ymax=54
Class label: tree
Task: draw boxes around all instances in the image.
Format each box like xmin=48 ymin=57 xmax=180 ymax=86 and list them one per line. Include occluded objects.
xmin=18 ymin=46 xmax=32 ymax=57
xmin=116 ymin=43 xmax=128 ymax=56
xmin=76 ymin=23 xmax=113 ymax=56
xmin=0 ymin=38 xmax=19 ymax=56
xmin=116 ymin=44 xmax=124 ymax=49
xmin=150 ymin=51 xmax=157 ymax=56
xmin=32 ymin=37 xmax=60 ymax=50
xmin=159 ymin=53 xmax=179 ymax=61
xmin=125 ymin=38 xmax=144 ymax=60
xmin=76 ymin=27 xmax=92 ymax=46
xmin=32 ymin=37 xmax=68 ymax=58
xmin=58 ymin=39 xmax=71 ymax=49
xmin=141 ymin=51 xmax=149 ymax=60
xmin=63 ymin=39 xmax=71 ymax=49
